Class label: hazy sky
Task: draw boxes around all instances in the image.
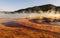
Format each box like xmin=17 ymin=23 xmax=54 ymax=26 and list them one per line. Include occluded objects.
xmin=0 ymin=0 xmax=60 ymax=11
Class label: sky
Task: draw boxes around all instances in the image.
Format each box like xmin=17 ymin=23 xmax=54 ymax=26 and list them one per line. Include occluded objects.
xmin=0 ymin=0 xmax=60 ymax=11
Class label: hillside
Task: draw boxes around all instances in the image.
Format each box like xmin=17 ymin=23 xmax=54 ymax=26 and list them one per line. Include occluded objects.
xmin=13 ymin=4 xmax=60 ymax=13
xmin=0 ymin=4 xmax=60 ymax=14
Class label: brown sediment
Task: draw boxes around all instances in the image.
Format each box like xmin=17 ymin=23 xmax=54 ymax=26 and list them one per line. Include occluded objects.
xmin=0 ymin=19 xmax=60 ymax=38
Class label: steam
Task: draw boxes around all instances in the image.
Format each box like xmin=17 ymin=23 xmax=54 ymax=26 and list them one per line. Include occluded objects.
xmin=28 ymin=10 xmax=60 ymax=20
xmin=0 ymin=10 xmax=60 ymax=20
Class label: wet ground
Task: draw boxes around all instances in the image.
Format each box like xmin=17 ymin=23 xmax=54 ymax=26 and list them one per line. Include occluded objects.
xmin=0 ymin=19 xmax=60 ymax=38
xmin=29 ymin=19 xmax=60 ymax=26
